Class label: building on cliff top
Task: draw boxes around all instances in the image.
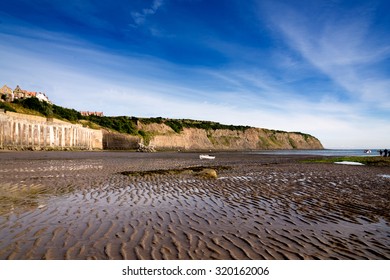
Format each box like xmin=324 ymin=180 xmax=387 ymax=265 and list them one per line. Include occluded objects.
xmin=80 ymin=111 xmax=104 ymax=117
xmin=0 ymin=85 xmax=13 ymax=102
xmin=0 ymin=84 xmax=50 ymax=103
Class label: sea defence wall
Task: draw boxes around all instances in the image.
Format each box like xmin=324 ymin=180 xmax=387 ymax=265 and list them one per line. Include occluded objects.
xmin=102 ymin=131 xmax=139 ymax=150
xmin=0 ymin=110 xmax=102 ymax=150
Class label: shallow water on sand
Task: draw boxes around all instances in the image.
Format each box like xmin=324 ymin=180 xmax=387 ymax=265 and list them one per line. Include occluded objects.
xmin=0 ymin=151 xmax=389 ymax=259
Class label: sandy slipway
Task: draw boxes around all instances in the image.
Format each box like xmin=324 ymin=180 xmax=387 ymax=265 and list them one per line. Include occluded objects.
xmin=0 ymin=151 xmax=389 ymax=260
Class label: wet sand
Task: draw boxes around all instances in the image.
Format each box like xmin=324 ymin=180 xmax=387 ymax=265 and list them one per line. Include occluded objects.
xmin=0 ymin=151 xmax=389 ymax=260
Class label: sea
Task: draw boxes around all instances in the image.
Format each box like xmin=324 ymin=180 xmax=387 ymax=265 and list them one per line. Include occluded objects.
xmin=248 ymin=149 xmax=381 ymax=157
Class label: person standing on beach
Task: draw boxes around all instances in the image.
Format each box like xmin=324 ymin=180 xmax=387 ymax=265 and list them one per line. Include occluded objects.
xmin=384 ymin=149 xmax=389 ymax=157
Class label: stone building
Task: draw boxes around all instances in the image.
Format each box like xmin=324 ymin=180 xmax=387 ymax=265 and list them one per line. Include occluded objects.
xmin=0 ymin=85 xmax=13 ymax=102
xmin=13 ymin=85 xmax=39 ymax=100
xmin=80 ymin=111 xmax=104 ymax=117
xmin=36 ymin=92 xmax=50 ymax=103
xmin=13 ymin=85 xmax=27 ymax=99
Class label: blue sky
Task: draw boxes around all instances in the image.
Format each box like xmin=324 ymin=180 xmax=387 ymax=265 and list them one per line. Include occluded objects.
xmin=1 ymin=0 xmax=389 ymax=148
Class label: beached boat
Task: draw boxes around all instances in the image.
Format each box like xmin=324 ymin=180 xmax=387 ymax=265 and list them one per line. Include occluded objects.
xmin=199 ymin=154 xmax=215 ymax=160
xmin=334 ymin=161 xmax=365 ymax=166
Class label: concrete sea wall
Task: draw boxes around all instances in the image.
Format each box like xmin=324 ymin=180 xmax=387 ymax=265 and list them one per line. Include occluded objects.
xmin=102 ymin=131 xmax=139 ymax=150
xmin=0 ymin=110 xmax=102 ymax=150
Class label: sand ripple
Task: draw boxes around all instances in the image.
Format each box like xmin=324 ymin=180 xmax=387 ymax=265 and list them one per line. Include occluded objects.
xmin=0 ymin=151 xmax=389 ymax=259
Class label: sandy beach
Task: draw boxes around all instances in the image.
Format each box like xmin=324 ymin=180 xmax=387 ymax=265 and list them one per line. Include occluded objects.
xmin=0 ymin=151 xmax=389 ymax=260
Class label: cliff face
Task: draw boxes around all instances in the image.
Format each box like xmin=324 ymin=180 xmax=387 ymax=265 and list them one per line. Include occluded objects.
xmin=138 ymin=123 xmax=323 ymax=151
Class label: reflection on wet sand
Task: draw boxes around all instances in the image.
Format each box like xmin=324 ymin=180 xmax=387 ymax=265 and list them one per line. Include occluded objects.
xmin=0 ymin=151 xmax=389 ymax=259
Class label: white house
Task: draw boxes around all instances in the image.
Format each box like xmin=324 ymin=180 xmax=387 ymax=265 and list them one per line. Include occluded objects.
xmin=36 ymin=92 xmax=50 ymax=103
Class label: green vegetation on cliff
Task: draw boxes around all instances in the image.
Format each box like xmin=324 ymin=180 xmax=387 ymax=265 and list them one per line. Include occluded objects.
xmin=164 ymin=119 xmax=250 ymax=133
xmin=0 ymin=102 xmax=16 ymax=112
xmin=87 ymin=115 xmax=138 ymax=134
xmin=5 ymin=98 xmax=82 ymax=121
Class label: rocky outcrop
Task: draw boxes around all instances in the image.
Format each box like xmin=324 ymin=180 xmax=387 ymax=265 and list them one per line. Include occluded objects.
xmin=137 ymin=143 xmax=156 ymax=152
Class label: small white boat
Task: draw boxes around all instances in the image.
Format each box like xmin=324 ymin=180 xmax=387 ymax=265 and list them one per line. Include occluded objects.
xmin=364 ymin=149 xmax=371 ymax=154
xmin=199 ymin=154 xmax=215 ymax=160
xmin=334 ymin=161 xmax=364 ymax=166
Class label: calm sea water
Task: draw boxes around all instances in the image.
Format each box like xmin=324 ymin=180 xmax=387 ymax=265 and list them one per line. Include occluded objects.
xmin=249 ymin=149 xmax=381 ymax=157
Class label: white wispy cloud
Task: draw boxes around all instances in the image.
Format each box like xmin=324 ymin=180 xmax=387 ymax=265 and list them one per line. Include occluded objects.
xmin=262 ymin=0 xmax=390 ymax=109
xmin=131 ymin=0 xmax=164 ymax=26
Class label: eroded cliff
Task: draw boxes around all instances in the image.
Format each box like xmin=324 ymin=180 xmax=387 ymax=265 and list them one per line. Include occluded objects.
xmin=134 ymin=122 xmax=323 ymax=151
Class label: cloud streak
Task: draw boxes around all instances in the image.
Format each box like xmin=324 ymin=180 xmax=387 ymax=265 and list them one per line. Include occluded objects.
xmin=262 ymin=0 xmax=390 ymax=109
xmin=131 ymin=0 xmax=164 ymax=26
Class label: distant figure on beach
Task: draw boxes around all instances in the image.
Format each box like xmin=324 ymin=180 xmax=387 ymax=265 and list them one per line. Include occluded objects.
xmin=379 ymin=150 xmax=383 ymax=156
xmin=384 ymin=149 xmax=389 ymax=157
